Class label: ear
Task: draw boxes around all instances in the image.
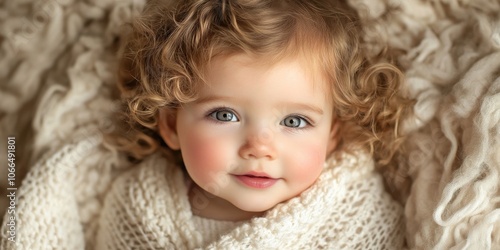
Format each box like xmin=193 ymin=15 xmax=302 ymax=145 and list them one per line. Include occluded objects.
xmin=326 ymin=119 xmax=341 ymax=156
xmin=158 ymin=108 xmax=181 ymax=150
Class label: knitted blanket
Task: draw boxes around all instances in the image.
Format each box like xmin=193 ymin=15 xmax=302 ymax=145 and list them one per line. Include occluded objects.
xmin=1 ymin=0 xmax=499 ymax=249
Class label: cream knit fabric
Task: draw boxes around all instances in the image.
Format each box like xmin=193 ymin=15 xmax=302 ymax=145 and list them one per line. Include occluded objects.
xmin=0 ymin=136 xmax=134 ymax=249
xmin=190 ymin=216 xmax=244 ymax=247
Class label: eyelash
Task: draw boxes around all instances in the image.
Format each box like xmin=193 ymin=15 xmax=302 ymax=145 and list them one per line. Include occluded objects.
xmin=204 ymin=106 xmax=314 ymax=129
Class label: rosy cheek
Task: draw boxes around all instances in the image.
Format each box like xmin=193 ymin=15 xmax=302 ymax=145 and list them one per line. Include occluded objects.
xmin=289 ymin=144 xmax=325 ymax=182
xmin=181 ymin=132 xmax=229 ymax=184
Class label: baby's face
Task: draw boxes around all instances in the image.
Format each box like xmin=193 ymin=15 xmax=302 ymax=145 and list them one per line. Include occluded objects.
xmin=160 ymin=54 xmax=338 ymax=214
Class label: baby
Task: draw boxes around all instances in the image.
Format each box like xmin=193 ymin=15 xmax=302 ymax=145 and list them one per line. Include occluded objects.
xmin=106 ymin=0 xmax=413 ymax=248
xmin=1 ymin=0 xmax=412 ymax=249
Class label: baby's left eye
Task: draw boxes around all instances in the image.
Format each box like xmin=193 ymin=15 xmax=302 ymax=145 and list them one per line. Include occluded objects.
xmin=280 ymin=116 xmax=308 ymax=128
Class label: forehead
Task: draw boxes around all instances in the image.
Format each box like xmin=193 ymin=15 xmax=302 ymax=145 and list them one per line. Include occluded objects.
xmin=201 ymin=53 xmax=332 ymax=103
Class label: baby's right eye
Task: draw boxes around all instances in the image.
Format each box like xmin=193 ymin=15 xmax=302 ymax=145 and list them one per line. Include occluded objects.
xmin=209 ymin=110 xmax=239 ymax=122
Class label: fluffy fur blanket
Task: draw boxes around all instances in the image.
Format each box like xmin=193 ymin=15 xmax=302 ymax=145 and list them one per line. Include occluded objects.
xmin=1 ymin=0 xmax=499 ymax=248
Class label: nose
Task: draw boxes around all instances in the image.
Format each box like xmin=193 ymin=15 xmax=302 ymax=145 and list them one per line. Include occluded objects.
xmin=239 ymin=128 xmax=277 ymax=160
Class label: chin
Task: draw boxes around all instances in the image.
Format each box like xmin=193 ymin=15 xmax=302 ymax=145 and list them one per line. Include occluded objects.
xmin=230 ymin=198 xmax=280 ymax=213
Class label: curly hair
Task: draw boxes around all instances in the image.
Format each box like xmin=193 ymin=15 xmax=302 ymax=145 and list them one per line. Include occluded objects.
xmin=109 ymin=0 xmax=413 ymax=190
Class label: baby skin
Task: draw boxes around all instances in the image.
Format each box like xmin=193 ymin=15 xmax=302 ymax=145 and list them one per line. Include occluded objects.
xmin=159 ymin=54 xmax=340 ymax=221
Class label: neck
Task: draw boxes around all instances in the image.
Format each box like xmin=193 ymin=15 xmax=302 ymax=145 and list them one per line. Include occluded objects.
xmin=188 ymin=183 xmax=264 ymax=221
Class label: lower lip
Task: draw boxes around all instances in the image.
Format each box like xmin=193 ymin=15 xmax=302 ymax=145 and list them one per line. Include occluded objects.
xmin=234 ymin=175 xmax=279 ymax=189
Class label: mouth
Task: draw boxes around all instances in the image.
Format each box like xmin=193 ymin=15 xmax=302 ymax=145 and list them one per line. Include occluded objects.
xmin=232 ymin=171 xmax=279 ymax=189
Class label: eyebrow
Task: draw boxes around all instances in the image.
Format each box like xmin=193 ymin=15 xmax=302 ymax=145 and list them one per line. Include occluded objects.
xmin=194 ymin=95 xmax=324 ymax=115
xmin=279 ymin=102 xmax=324 ymax=115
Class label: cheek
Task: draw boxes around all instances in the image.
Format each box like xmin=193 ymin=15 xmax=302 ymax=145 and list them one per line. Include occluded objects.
xmin=287 ymin=142 xmax=326 ymax=182
xmin=180 ymin=130 xmax=231 ymax=184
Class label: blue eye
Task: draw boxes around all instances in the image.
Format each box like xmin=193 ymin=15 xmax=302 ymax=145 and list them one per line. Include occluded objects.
xmin=281 ymin=116 xmax=308 ymax=128
xmin=210 ymin=110 xmax=239 ymax=122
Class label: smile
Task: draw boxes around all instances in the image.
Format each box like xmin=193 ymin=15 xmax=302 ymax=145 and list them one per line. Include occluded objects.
xmin=232 ymin=172 xmax=279 ymax=189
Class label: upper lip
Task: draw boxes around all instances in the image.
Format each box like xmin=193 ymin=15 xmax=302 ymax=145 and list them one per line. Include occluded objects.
xmin=234 ymin=171 xmax=276 ymax=179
